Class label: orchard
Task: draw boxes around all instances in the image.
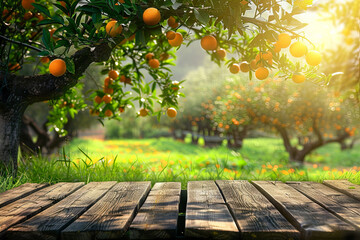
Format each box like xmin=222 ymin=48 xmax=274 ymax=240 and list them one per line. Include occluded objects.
xmin=0 ymin=0 xmax=358 ymax=175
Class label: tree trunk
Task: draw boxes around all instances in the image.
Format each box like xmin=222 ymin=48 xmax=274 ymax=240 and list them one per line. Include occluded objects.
xmin=0 ymin=105 xmax=26 ymax=175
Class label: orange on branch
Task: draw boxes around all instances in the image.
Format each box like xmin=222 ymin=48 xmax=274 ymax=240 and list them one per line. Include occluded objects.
xmin=168 ymin=32 xmax=183 ymax=47
xmin=108 ymin=70 xmax=119 ymax=80
xmin=229 ymin=64 xmax=240 ymax=74
xmin=292 ymin=73 xmax=305 ymax=83
xmin=159 ymin=52 xmax=170 ymax=61
xmin=250 ymin=59 xmax=258 ymax=70
xmin=255 ymin=67 xmax=269 ymax=80
xmin=277 ymin=33 xmax=292 ymax=48
xmin=305 ymin=50 xmax=321 ymax=66
xmin=166 ymin=31 xmax=176 ymax=40
xmin=201 ymin=35 xmax=218 ymax=51
xmin=105 ymin=109 xmax=113 ymax=117
xmin=94 ymin=96 xmax=102 ymax=104
xmin=102 ymin=94 xmax=112 ymax=104
xmin=104 ymin=77 xmax=113 ymax=87
xmin=145 ymin=52 xmax=155 ymax=61
xmin=49 ymin=59 xmax=66 ymax=77
xmin=143 ymin=8 xmax=161 ymax=26
xmin=216 ymin=48 xmax=226 ymax=59
xmin=40 ymin=57 xmax=49 ymax=64
xmin=23 ymin=11 xmax=33 ymax=20
xmin=167 ymin=16 xmax=178 ymax=28
xmin=106 ymin=21 xmax=123 ymax=37
xmin=22 ymin=0 xmax=35 ymax=10
xmin=240 ymin=61 xmax=250 ymax=72
xmin=119 ymin=107 xmax=125 ymax=113
xmin=139 ymin=108 xmax=148 ymax=117
xmin=167 ymin=107 xmax=177 ymax=118
xmin=149 ymin=58 xmax=160 ymax=69
xmin=290 ymin=42 xmax=308 ymax=57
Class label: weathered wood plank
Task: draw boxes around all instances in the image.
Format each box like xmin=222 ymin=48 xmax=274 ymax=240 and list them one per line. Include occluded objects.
xmin=323 ymin=180 xmax=360 ymax=201
xmin=129 ymin=182 xmax=181 ymax=239
xmin=288 ymin=181 xmax=360 ymax=230
xmin=0 ymin=182 xmax=84 ymax=236
xmin=0 ymin=183 xmax=48 ymax=208
xmin=253 ymin=181 xmax=355 ymax=240
xmin=61 ymin=181 xmax=151 ymax=240
xmin=185 ymin=181 xmax=239 ymax=239
xmin=5 ymin=181 xmax=116 ymax=240
xmin=216 ymin=180 xmax=300 ymax=240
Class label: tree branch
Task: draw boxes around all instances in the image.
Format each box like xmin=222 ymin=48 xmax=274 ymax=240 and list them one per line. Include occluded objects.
xmin=0 ymin=34 xmax=44 ymax=52
xmin=1 ymin=42 xmax=113 ymax=105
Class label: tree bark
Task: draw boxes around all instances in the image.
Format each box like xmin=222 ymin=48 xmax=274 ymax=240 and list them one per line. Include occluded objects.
xmin=0 ymin=104 xmax=26 ymax=175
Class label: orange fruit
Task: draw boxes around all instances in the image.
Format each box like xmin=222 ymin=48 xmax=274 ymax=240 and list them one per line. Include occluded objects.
xmin=166 ymin=31 xmax=176 ymax=40
xmin=104 ymin=77 xmax=113 ymax=87
xmin=139 ymin=108 xmax=148 ymax=117
xmin=216 ymin=48 xmax=226 ymax=59
xmin=168 ymin=32 xmax=183 ymax=47
xmin=120 ymin=75 xmax=126 ymax=82
xmin=49 ymin=28 xmax=57 ymax=38
xmin=40 ymin=57 xmax=49 ymax=64
xmin=171 ymin=81 xmax=179 ymax=91
xmin=159 ymin=52 xmax=170 ymax=61
xmin=105 ymin=109 xmax=113 ymax=117
xmin=49 ymin=59 xmax=66 ymax=77
xmin=23 ymin=11 xmax=33 ymax=20
xmin=290 ymin=42 xmax=308 ymax=57
xmin=250 ymin=59 xmax=258 ymax=70
xmin=167 ymin=107 xmax=177 ymax=118
xmin=125 ymin=77 xmax=132 ymax=84
xmin=143 ymin=8 xmax=161 ymax=26
xmin=94 ymin=96 xmax=102 ymax=104
xmin=108 ymin=70 xmax=119 ymax=80
xmin=22 ymin=0 xmax=35 ymax=10
xmin=102 ymin=94 xmax=112 ymax=104
xmin=239 ymin=61 xmax=250 ymax=72
xmin=273 ymin=42 xmax=281 ymax=53
xmin=201 ymin=35 xmax=218 ymax=51
xmin=145 ymin=52 xmax=155 ymax=61
xmin=104 ymin=87 xmax=114 ymax=94
xmin=167 ymin=16 xmax=178 ymax=28
xmin=262 ymin=51 xmax=273 ymax=60
xmin=35 ymin=13 xmax=44 ymax=22
xmin=255 ymin=67 xmax=269 ymax=80
xmin=305 ymin=50 xmax=321 ymax=66
xmin=119 ymin=107 xmax=125 ymax=113
xmin=229 ymin=64 xmax=240 ymax=74
xmin=106 ymin=21 xmax=123 ymax=37
xmin=149 ymin=58 xmax=160 ymax=69
xmin=292 ymin=73 xmax=305 ymax=83
xmin=277 ymin=33 xmax=291 ymax=48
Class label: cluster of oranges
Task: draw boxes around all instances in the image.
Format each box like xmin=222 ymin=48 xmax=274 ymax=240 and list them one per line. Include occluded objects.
xmin=91 ymin=70 xmax=125 ymax=117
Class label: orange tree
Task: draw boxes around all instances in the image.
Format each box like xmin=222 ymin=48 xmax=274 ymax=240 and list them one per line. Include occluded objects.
xmin=217 ymin=77 xmax=359 ymax=163
xmin=1 ymin=0 xmax=332 ymax=173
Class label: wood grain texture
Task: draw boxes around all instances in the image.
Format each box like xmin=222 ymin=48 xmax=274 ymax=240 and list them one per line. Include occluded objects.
xmin=185 ymin=181 xmax=239 ymax=240
xmin=216 ymin=180 xmax=300 ymax=240
xmin=253 ymin=181 xmax=355 ymax=240
xmin=0 ymin=182 xmax=84 ymax=236
xmin=288 ymin=181 xmax=360 ymax=230
xmin=5 ymin=181 xmax=116 ymax=240
xmin=0 ymin=183 xmax=48 ymax=208
xmin=61 ymin=181 xmax=151 ymax=240
xmin=323 ymin=180 xmax=360 ymax=201
xmin=129 ymin=182 xmax=181 ymax=239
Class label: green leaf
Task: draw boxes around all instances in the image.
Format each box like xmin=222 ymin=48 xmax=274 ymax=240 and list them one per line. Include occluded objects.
xmin=42 ymin=28 xmax=53 ymax=52
xmin=32 ymin=3 xmax=51 ymax=18
xmin=65 ymin=58 xmax=75 ymax=74
xmin=194 ymin=9 xmax=209 ymax=25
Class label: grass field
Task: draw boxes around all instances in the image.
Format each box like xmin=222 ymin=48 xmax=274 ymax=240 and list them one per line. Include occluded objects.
xmin=1 ymin=137 xmax=360 ymax=192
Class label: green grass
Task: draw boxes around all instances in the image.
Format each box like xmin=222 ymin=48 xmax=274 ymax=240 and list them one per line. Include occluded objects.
xmin=1 ymin=137 xmax=360 ymax=192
